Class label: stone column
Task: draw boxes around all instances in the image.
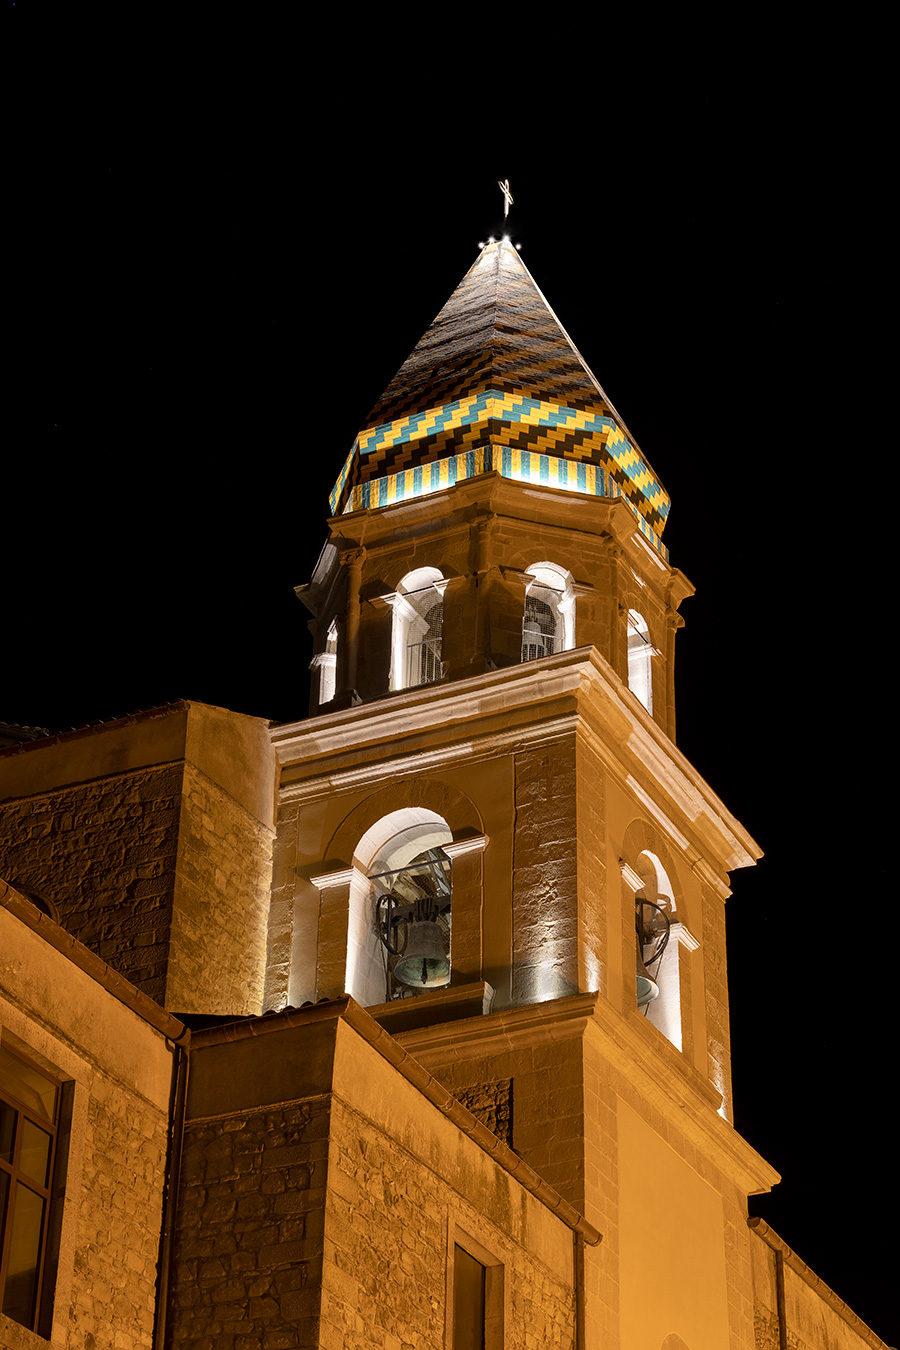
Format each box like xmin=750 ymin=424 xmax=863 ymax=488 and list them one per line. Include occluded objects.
xmin=607 ymin=543 xmax=624 ymax=680
xmin=473 ymin=515 xmax=492 ymax=671
xmin=339 ymin=547 xmax=365 ymax=699
xmin=665 ymin=607 xmax=684 ymax=742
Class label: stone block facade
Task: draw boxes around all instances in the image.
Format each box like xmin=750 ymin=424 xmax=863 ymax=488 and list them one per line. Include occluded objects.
xmin=168 ymin=1001 xmax=587 ymax=1350
xmin=0 ymin=893 xmax=178 ymax=1350
xmin=748 ymin=1221 xmax=886 ymax=1350
xmin=171 ymin=1097 xmax=329 ymax=1347
xmin=0 ymin=702 xmax=275 ymax=1017
xmin=0 ymin=762 xmax=184 ymax=1003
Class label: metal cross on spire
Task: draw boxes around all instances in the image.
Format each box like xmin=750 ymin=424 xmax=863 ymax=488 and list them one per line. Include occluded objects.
xmin=498 ymin=179 xmax=513 ymax=220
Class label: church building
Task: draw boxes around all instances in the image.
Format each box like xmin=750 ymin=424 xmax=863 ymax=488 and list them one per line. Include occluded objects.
xmin=0 ymin=237 xmax=886 ymax=1349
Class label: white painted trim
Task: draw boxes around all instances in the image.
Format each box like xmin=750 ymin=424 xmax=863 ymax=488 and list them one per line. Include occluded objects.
xmin=618 ymin=860 xmax=644 ymax=893
xmin=444 ymin=834 xmax=490 ymax=859
xmin=671 ymin=922 xmax=700 ymax=952
xmin=308 ymin=867 xmax=354 ymax=890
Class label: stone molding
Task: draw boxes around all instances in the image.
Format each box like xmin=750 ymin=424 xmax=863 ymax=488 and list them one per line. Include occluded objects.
xmin=272 ymin=646 xmax=760 ymax=882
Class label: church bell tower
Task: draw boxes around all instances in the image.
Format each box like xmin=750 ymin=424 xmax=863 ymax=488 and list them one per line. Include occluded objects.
xmin=271 ymin=235 xmax=778 ymax=1347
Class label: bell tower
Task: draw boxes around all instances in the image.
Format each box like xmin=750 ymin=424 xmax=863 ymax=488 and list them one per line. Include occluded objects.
xmin=273 ymin=237 xmax=778 ymax=1347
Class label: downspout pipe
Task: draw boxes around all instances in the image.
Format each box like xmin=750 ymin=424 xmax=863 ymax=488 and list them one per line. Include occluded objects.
xmin=573 ymin=1229 xmax=586 ymax=1350
xmin=153 ymin=1029 xmax=190 ymax=1350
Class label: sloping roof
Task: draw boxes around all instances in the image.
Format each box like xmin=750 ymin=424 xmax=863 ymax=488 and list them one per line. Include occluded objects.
xmin=330 ymin=240 xmax=670 ymax=556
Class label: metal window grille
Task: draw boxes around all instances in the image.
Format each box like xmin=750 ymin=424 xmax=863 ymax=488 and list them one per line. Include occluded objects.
xmin=406 ymin=601 xmax=443 ymax=686
xmin=522 ymin=595 xmax=560 ymax=662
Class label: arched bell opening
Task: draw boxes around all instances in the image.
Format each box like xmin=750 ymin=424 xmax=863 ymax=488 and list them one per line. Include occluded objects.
xmin=389 ymin=567 xmax=447 ymax=691
xmin=521 ymin=562 xmax=575 ymax=662
xmin=346 ymin=807 xmax=453 ymax=1006
xmin=634 ymin=850 xmax=683 ymax=1049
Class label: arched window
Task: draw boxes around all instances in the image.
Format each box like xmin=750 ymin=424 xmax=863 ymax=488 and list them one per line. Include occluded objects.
xmin=346 ymin=808 xmax=453 ymax=1006
xmin=390 ymin=567 xmax=447 ymax=691
xmin=521 ymin=563 xmax=575 ymax=662
xmin=627 ymin=609 xmax=654 ymax=713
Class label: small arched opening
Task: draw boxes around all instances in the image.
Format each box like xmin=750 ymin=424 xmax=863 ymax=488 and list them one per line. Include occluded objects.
xmin=627 ymin=609 xmax=654 ymax=713
xmin=390 ymin=567 xmax=447 ymax=691
xmin=317 ymin=619 xmax=339 ymax=706
xmin=521 ymin=563 xmax=575 ymax=662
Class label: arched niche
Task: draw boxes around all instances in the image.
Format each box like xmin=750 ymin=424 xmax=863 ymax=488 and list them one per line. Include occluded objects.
xmin=349 ymin=807 xmax=453 ymax=1006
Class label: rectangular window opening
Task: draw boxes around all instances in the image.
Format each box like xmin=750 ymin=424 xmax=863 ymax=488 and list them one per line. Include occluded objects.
xmin=0 ymin=1041 xmax=70 ymax=1337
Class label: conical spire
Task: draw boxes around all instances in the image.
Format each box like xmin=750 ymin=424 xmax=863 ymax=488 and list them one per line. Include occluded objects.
xmin=330 ymin=240 xmax=670 ymax=556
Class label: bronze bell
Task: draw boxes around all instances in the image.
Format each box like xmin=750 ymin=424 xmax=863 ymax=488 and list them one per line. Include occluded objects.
xmin=395 ymin=920 xmax=450 ymax=988
xmin=636 ymin=950 xmax=660 ymax=1007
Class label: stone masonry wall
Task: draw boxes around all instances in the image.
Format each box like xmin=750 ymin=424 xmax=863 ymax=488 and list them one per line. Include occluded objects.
xmin=169 ymin=1087 xmax=576 ymax=1350
xmin=67 ymin=1073 xmax=170 ymax=1350
xmin=167 ymin=761 xmax=274 ymax=1017
xmin=321 ymin=1094 xmax=576 ymax=1350
xmin=0 ymin=764 xmax=183 ymax=1004
xmin=424 ymin=1035 xmax=586 ymax=1215
xmin=169 ymin=1096 xmax=329 ymax=1349
xmin=512 ymin=737 xmax=579 ymax=1005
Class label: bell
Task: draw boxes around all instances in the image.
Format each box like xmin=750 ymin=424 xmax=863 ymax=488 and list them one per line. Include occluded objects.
xmin=636 ymin=951 xmax=659 ymax=1008
xmin=395 ymin=920 xmax=450 ymax=988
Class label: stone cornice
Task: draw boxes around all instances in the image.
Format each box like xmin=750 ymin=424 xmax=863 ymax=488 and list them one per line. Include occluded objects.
xmin=272 ymin=647 xmax=761 ymax=882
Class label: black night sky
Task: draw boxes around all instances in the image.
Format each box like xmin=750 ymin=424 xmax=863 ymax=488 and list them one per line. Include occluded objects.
xmin=6 ymin=28 xmax=891 ymax=1344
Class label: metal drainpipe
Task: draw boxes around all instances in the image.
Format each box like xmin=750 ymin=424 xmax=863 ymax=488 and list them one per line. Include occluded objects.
xmin=574 ymin=1229 xmax=586 ymax=1350
xmin=773 ymin=1246 xmax=788 ymax=1350
xmin=153 ymin=1031 xmax=190 ymax=1350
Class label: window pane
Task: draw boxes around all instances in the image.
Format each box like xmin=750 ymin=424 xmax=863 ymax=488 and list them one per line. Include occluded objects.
xmin=2 ymin=1182 xmax=45 ymax=1328
xmin=19 ymin=1120 xmax=52 ymax=1188
xmin=0 ymin=1100 xmax=15 ymax=1163
xmin=0 ymin=1047 xmax=57 ymax=1122
xmin=454 ymin=1245 xmax=485 ymax=1350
